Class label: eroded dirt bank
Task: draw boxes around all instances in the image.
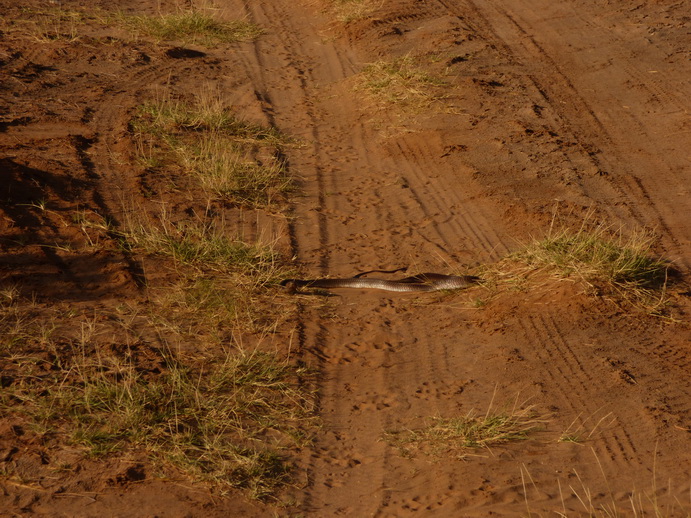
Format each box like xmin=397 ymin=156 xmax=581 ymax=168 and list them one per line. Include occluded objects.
xmin=1 ymin=0 xmax=690 ymax=516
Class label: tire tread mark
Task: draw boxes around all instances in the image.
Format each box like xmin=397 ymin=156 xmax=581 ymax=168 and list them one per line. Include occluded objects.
xmin=450 ymin=0 xmax=691 ymax=271
xmin=521 ymin=313 xmax=638 ymax=464
xmin=389 ymin=137 xmax=506 ymax=260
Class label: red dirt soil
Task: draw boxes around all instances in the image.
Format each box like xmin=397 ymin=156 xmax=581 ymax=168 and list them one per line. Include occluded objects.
xmin=1 ymin=0 xmax=690 ymax=516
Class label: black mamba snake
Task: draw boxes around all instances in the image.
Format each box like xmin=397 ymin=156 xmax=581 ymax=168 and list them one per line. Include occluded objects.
xmin=281 ymin=269 xmax=479 ymax=293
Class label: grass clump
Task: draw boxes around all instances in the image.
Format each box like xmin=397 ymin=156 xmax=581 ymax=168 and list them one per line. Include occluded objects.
xmin=558 ymin=411 xmax=615 ymax=445
xmin=510 ymin=221 xmax=670 ymax=308
xmin=133 ymin=93 xmax=283 ymax=144
xmin=117 ymin=10 xmax=262 ymax=46
xmin=125 ymin=212 xmax=289 ymax=287
xmin=385 ymin=403 xmax=544 ymax=459
xmin=179 ymin=135 xmax=290 ymax=206
xmin=8 ymin=6 xmax=260 ymax=46
xmin=328 ymin=0 xmax=377 ymax=23
xmin=122 ymin=206 xmax=296 ymax=334
xmin=18 ymin=7 xmax=87 ymax=42
xmin=131 ymin=90 xmax=291 ymax=207
xmin=357 ymin=55 xmax=446 ymax=110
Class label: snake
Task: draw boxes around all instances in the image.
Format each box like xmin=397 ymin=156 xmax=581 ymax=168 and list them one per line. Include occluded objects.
xmin=281 ymin=269 xmax=479 ymax=293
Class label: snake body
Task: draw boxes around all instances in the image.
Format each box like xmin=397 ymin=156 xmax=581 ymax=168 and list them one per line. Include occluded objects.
xmin=281 ymin=273 xmax=479 ymax=292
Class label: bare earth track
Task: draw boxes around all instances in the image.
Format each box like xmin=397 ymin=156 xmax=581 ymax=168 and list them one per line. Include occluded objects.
xmin=1 ymin=0 xmax=690 ymax=516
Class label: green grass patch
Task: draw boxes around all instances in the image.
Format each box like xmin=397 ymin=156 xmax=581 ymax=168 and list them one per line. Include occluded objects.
xmin=0 ymin=199 xmax=309 ymax=498
xmin=115 ymin=10 xmax=262 ymax=46
xmin=131 ymin=91 xmax=291 ymax=207
xmin=3 ymin=6 xmax=100 ymax=42
xmin=125 ymin=213 xmax=289 ymax=286
xmin=509 ymin=221 xmax=670 ymax=309
xmin=179 ymin=134 xmax=290 ymax=206
xmin=1 ymin=338 xmax=313 ymax=499
xmin=6 ymin=6 xmax=261 ymax=46
xmin=121 ymin=207 xmax=297 ymax=335
xmin=133 ymin=94 xmax=283 ymax=144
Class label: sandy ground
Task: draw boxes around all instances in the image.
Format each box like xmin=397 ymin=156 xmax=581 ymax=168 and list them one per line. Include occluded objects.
xmin=1 ymin=0 xmax=690 ymax=516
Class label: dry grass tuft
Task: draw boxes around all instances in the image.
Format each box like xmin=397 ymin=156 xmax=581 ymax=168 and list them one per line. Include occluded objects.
xmin=384 ymin=399 xmax=545 ymax=460
xmin=474 ymin=215 xmax=674 ymax=314
xmin=328 ymin=0 xmax=378 ymax=23
xmin=514 ymin=226 xmax=666 ymax=289
xmin=557 ymin=410 xmax=615 ymax=445
xmin=356 ymin=55 xmax=446 ymax=111
xmin=5 ymin=6 xmax=261 ymax=46
xmin=125 ymin=210 xmax=283 ymax=281
xmin=120 ymin=202 xmax=298 ymax=338
xmin=1 ymin=5 xmax=102 ymax=42
xmin=521 ymin=449 xmax=689 ymax=517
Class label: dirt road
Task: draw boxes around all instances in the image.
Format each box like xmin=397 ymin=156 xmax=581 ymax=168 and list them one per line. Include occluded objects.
xmin=266 ymin=1 xmax=691 ymax=515
xmin=1 ymin=0 xmax=689 ymax=515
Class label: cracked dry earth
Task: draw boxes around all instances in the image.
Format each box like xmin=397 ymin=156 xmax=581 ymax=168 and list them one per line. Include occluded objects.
xmin=1 ymin=0 xmax=691 ymax=516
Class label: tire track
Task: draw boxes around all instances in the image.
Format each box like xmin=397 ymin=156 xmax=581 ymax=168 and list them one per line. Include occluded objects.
xmin=2 ymin=62 xmax=156 ymax=296
xmin=351 ymin=2 xmax=449 ymax=42
xmin=232 ymin=3 xmax=408 ymax=513
xmin=72 ymin=134 xmax=146 ymax=288
xmin=634 ymin=337 xmax=691 ymax=430
xmin=85 ymin=64 xmax=179 ymax=289
xmin=388 ymin=135 xmax=510 ymax=261
xmin=243 ymin=0 xmax=510 ymax=271
xmin=304 ymin=306 xmax=418 ymax=516
xmin=215 ymin=0 xmax=690 ymax=514
xmin=584 ymin=314 xmax=691 ymax=460
xmin=455 ymin=0 xmax=691 ymax=271
xmin=518 ymin=312 xmax=641 ymax=466
xmin=239 ymin=0 xmax=358 ymax=273
xmin=518 ymin=316 xmax=591 ymax=417
xmin=369 ymin=314 xmax=466 ymax=518
xmin=229 ymin=3 xmax=537 ymax=514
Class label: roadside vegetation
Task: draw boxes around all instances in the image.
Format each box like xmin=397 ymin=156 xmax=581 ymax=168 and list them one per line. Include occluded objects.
xmin=512 ymin=223 xmax=668 ymax=296
xmin=7 ymin=5 xmax=261 ymax=46
xmin=7 ymin=5 xmax=92 ymax=42
xmin=123 ymin=207 xmax=289 ymax=287
xmin=520 ymin=451 xmax=686 ymax=517
xmin=0 ymin=298 xmax=313 ymax=500
xmin=0 ymin=4 xmax=308 ymax=500
xmin=116 ymin=10 xmax=262 ymax=45
xmin=131 ymin=89 xmax=292 ymax=208
xmin=1 ymin=192 xmax=310 ymax=501
xmin=1 ymin=149 xmax=307 ymax=499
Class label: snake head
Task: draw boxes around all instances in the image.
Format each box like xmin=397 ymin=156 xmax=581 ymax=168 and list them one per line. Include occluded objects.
xmin=281 ymin=279 xmax=299 ymax=294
